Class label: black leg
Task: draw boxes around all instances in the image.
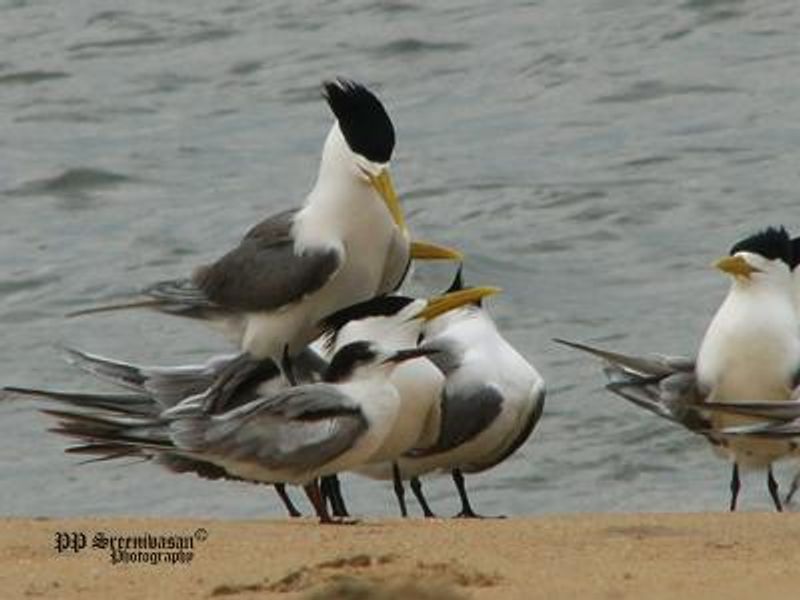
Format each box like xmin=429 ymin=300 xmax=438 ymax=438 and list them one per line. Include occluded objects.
xmin=320 ymin=475 xmax=333 ymax=514
xmin=281 ymin=345 xmax=297 ymax=386
xmin=273 ymin=483 xmax=301 ymax=518
xmin=303 ymin=479 xmax=333 ymax=524
xmin=331 ymin=474 xmax=349 ymax=517
xmin=767 ymin=465 xmax=783 ymax=512
xmin=321 ymin=474 xmax=349 ymax=517
xmin=785 ymin=471 xmax=800 ymax=506
xmin=452 ymin=468 xmax=482 ymax=519
xmin=391 ymin=462 xmax=408 ymax=518
xmin=410 ymin=477 xmax=436 ymax=518
xmin=729 ymin=463 xmax=740 ymax=512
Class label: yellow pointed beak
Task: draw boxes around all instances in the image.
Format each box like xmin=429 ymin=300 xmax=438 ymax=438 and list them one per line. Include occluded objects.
xmin=414 ymin=286 xmax=502 ymax=321
xmin=410 ymin=240 xmax=463 ymax=261
xmin=370 ymin=169 xmax=407 ymax=234
xmin=714 ymin=255 xmax=759 ymax=278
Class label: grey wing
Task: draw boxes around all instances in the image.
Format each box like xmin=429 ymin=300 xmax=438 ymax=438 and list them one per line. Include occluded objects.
xmin=704 ymin=385 xmax=800 ymax=438
xmin=608 ymin=371 xmax=711 ymax=432
xmin=555 ymin=338 xmax=710 ymax=432
xmin=61 ymin=347 xmax=274 ymax=413
xmin=700 ymin=400 xmax=800 ymax=422
xmin=716 ymin=419 xmax=800 ymax=438
xmin=410 ymin=385 xmax=504 ymax=456
xmin=192 ymin=209 xmax=343 ymax=312
xmin=466 ymin=382 xmax=546 ymax=472
xmin=185 ymin=348 xmax=326 ymax=415
xmin=170 ymin=384 xmax=368 ymax=473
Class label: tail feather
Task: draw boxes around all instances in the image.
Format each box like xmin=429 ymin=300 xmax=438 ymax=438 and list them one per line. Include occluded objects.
xmin=60 ymin=347 xmax=147 ymax=391
xmin=4 ymin=386 xmax=157 ymax=416
xmin=66 ymin=444 xmax=147 ymax=464
xmin=61 ymin=347 xmax=250 ymax=410
xmin=553 ymin=338 xmax=681 ymax=378
xmin=41 ymin=409 xmax=172 ymax=451
xmin=67 ymin=279 xmax=223 ymax=319
xmin=66 ymin=298 xmax=166 ymax=318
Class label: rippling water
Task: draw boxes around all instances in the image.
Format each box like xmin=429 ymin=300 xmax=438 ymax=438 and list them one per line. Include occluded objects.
xmin=3 ymin=0 xmax=800 ymax=518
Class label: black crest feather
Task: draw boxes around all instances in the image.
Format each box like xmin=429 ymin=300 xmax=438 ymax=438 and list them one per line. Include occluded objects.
xmin=446 ymin=264 xmax=464 ymax=293
xmin=729 ymin=226 xmax=795 ymax=268
xmin=319 ymin=295 xmax=415 ymax=351
xmin=324 ymin=341 xmax=379 ymax=383
xmin=323 ymin=78 xmax=395 ymax=164
xmin=792 ymin=237 xmax=800 ymax=270
xmin=444 ymin=265 xmax=482 ymax=307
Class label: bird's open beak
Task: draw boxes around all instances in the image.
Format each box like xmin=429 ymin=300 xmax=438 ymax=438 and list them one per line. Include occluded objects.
xmin=383 ymin=347 xmax=441 ymax=364
xmin=410 ymin=241 xmax=463 ymax=261
xmin=414 ymin=286 xmax=502 ymax=321
xmin=370 ymin=169 xmax=407 ymax=234
xmin=714 ymin=255 xmax=760 ymax=279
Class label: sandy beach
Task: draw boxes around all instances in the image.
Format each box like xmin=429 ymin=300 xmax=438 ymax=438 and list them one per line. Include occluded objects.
xmin=2 ymin=512 xmax=798 ymax=599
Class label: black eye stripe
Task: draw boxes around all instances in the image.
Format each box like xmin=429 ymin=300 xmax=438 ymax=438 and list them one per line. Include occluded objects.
xmin=324 ymin=341 xmax=379 ymax=383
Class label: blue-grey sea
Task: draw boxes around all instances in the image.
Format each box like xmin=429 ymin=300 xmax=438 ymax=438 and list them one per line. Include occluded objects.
xmin=3 ymin=0 xmax=800 ymax=518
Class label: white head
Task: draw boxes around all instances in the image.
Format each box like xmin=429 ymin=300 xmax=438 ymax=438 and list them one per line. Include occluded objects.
xmin=714 ymin=226 xmax=796 ymax=292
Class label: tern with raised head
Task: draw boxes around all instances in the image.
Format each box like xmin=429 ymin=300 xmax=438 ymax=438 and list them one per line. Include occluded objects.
xmin=318 ymin=281 xmax=502 ymax=517
xmin=347 ymin=268 xmax=545 ymax=518
xmin=556 ymin=226 xmax=800 ymax=511
xmin=69 ymin=78 xmax=460 ymax=363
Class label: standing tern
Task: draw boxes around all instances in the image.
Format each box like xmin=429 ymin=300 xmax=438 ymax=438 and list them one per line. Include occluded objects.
xmin=5 ymin=347 xmax=328 ymax=517
xmin=318 ymin=281 xmax=502 ymax=517
xmin=4 ymin=287 xmax=489 ymax=521
xmin=69 ymin=78 xmax=460 ymax=363
xmin=351 ymin=268 xmax=546 ymax=518
xmin=556 ymin=226 xmax=800 ymax=511
xmin=7 ymin=341 xmax=437 ymax=523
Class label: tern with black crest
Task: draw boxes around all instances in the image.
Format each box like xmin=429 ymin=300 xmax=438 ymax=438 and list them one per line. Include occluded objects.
xmin=7 ymin=341 xmax=440 ymax=523
xmin=348 ymin=268 xmax=546 ymax=518
xmin=70 ymin=78 xmax=460 ymax=363
xmin=5 ymin=347 xmax=329 ymax=517
xmin=557 ymin=226 xmax=800 ymax=511
xmin=318 ymin=281 xmax=503 ymax=517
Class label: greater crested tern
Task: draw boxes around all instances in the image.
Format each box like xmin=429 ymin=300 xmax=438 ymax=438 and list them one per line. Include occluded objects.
xmin=352 ymin=268 xmax=546 ymax=518
xmin=8 ymin=341 xmax=438 ymax=523
xmin=69 ymin=78 xmax=460 ymax=363
xmin=5 ymin=347 xmax=328 ymax=517
xmin=556 ymin=226 xmax=800 ymax=511
xmin=317 ymin=281 xmax=502 ymax=517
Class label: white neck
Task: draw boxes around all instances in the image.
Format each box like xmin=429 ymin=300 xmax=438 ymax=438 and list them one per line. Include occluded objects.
xmin=292 ymin=123 xmax=386 ymax=248
xmin=697 ymin=276 xmax=800 ymax=399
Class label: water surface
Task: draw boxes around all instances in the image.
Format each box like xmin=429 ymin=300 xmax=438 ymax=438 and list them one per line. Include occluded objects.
xmin=3 ymin=0 xmax=800 ymax=517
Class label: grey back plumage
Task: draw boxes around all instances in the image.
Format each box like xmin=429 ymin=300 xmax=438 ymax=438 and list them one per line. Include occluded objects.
xmin=467 ymin=385 xmax=546 ymax=473
xmin=16 ymin=341 xmax=323 ymax=475
xmin=170 ymin=384 xmax=367 ymax=474
xmin=191 ymin=209 xmax=342 ymax=312
xmin=409 ymin=385 xmax=504 ymax=457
